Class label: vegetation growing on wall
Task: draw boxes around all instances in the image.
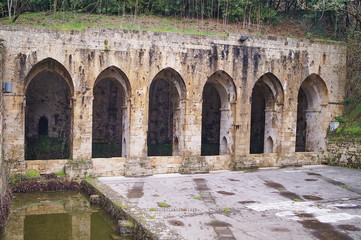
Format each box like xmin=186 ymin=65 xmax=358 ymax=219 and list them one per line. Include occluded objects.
xmin=25 ymin=136 xmax=70 ymax=160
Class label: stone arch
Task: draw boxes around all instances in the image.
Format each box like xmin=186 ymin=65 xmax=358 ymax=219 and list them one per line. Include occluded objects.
xmin=92 ymin=66 xmax=131 ymax=158
xmin=250 ymin=73 xmax=284 ymax=154
xmin=201 ymin=70 xmax=236 ymax=156
xmin=296 ymin=74 xmax=328 ymax=152
xmin=25 ymin=58 xmax=73 ymax=160
xmin=147 ymin=68 xmax=186 ymax=156
xmin=25 ymin=58 xmax=74 ymax=95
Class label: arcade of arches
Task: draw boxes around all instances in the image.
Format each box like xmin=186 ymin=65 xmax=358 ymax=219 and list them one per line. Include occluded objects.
xmin=23 ymin=59 xmax=329 ymax=162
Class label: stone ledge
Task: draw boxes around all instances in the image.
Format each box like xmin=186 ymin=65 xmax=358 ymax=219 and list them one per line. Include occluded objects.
xmin=82 ymin=179 xmax=184 ymax=240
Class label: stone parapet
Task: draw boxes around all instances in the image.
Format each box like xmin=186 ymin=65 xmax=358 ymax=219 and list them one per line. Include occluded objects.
xmin=324 ymin=139 xmax=361 ymax=169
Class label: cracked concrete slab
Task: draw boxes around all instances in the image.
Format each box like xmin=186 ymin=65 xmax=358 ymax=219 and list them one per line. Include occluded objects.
xmin=99 ymin=165 xmax=361 ymax=240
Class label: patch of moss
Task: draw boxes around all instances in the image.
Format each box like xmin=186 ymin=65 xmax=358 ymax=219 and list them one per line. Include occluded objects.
xmin=25 ymin=170 xmax=40 ymax=178
xmin=54 ymin=170 xmax=66 ymax=176
xmin=157 ymin=202 xmax=170 ymax=208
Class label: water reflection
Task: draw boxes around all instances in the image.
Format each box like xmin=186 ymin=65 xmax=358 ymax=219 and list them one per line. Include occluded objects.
xmin=1 ymin=192 xmax=131 ymax=240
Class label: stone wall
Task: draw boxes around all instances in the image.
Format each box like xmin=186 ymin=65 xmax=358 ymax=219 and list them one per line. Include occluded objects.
xmin=324 ymin=139 xmax=361 ymax=169
xmin=0 ymin=38 xmax=11 ymax=233
xmin=0 ymin=26 xmax=347 ymax=177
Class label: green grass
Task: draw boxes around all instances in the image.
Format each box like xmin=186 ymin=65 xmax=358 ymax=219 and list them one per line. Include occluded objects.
xmin=157 ymin=202 xmax=170 ymax=207
xmin=54 ymin=170 xmax=66 ymax=176
xmin=223 ymin=207 xmax=232 ymax=211
xmin=193 ymin=196 xmax=202 ymax=200
xmin=293 ymin=199 xmax=303 ymax=202
xmin=0 ymin=12 xmax=225 ymax=36
xmin=313 ymin=38 xmax=344 ymax=44
xmin=328 ymin=104 xmax=361 ymax=140
xmin=25 ymin=170 xmax=40 ymax=178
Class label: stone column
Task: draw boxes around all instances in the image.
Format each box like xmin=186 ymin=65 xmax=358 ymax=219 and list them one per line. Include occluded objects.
xmin=71 ymin=93 xmax=93 ymax=160
xmin=71 ymin=213 xmax=91 ymax=240
xmin=3 ymin=95 xmax=26 ymax=173
xmin=183 ymin=98 xmax=202 ymax=156
xmin=128 ymin=88 xmax=148 ymax=157
xmin=219 ymin=108 xmax=232 ymax=155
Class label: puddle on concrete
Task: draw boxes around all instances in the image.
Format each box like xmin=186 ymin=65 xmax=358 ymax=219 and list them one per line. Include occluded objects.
xmin=206 ymin=221 xmax=232 ymax=227
xmin=228 ymin=179 xmax=240 ymax=182
xmin=1 ymin=191 xmax=132 ymax=240
xmin=168 ymin=220 xmax=185 ymax=226
xmin=307 ymin=172 xmax=322 ymax=176
xmin=264 ymin=180 xmax=303 ymax=200
xmin=238 ymin=201 xmax=257 ymax=204
xmin=305 ymin=179 xmax=318 ymax=181
xmin=217 ymin=191 xmax=235 ymax=195
xmin=193 ymin=178 xmax=210 ymax=191
xmin=271 ymin=227 xmax=290 ymax=232
xmin=127 ymin=182 xmax=144 ymax=199
xmin=303 ymin=195 xmax=324 ymax=201
xmin=338 ymin=225 xmax=361 ymax=231
xmin=264 ymin=180 xmax=285 ymax=190
xmin=296 ymin=213 xmax=353 ymax=240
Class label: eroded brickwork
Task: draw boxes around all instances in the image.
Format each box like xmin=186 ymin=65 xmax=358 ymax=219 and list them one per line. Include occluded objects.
xmin=0 ymin=26 xmax=347 ymax=176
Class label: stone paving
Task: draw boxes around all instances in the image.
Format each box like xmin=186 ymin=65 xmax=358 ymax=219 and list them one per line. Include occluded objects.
xmin=99 ymin=165 xmax=361 ymax=240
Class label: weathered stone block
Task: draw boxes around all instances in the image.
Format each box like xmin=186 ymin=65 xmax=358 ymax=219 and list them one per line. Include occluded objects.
xmin=117 ymin=220 xmax=134 ymax=234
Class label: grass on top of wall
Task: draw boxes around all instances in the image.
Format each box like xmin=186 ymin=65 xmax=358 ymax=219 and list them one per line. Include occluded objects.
xmin=0 ymin=12 xmax=225 ymax=36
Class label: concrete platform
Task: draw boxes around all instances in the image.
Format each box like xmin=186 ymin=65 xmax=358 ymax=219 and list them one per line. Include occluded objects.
xmin=97 ymin=165 xmax=361 ymax=240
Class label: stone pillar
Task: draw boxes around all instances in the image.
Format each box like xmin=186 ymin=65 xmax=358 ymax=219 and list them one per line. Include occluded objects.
xmin=71 ymin=93 xmax=93 ymax=160
xmin=128 ymin=89 xmax=147 ymax=157
xmin=183 ymin=98 xmax=202 ymax=156
xmin=5 ymin=211 xmax=25 ymax=240
xmin=219 ymin=108 xmax=232 ymax=155
xmin=306 ymin=109 xmax=324 ymax=151
xmin=71 ymin=213 xmax=91 ymax=240
xmin=3 ymin=95 xmax=26 ymax=173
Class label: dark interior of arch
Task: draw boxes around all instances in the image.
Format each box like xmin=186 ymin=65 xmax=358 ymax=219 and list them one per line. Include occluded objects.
xmin=25 ymin=71 xmax=71 ymax=160
xmin=296 ymin=87 xmax=308 ymax=152
xmin=201 ymin=82 xmax=221 ymax=156
xmin=92 ymin=79 xmax=123 ymax=158
xmin=38 ymin=116 xmax=48 ymax=136
xmin=147 ymin=78 xmax=176 ymax=156
xmin=250 ymin=84 xmax=266 ymax=154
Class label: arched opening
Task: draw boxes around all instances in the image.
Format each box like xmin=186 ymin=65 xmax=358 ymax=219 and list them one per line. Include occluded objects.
xmin=201 ymin=82 xmax=221 ymax=155
xmin=38 ymin=116 xmax=48 ymax=136
xmin=201 ymin=71 xmax=236 ymax=156
xmin=296 ymin=88 xmax=308 ymax=152
xmin=250 ymin=86 xmax=266 ymax=154
xmin=265 ymin=136 xmax=274 ymax=153
xmin=147 ymin=68 xmax=186 ymax=156
xmin=173 ymin=137 xmax=179 ymax=155
xmin=250 ymin=73 xmax=284 ymax=154
xmin=25 ymin=59 xmax=73 ymax=160
xmin=92 ymin=66 xmax=130 ymax=158
xmin=220 ymin=137 xmax=228 ymax=155
xmin=296 ymin=74 xmax=328 ymax=152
